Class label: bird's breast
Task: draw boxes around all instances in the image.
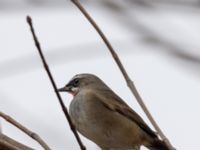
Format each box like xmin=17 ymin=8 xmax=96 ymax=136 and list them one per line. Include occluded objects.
xmin=69 ymin=95 xmax=91 ymax=131
xmin=69 ymin=93 xmax=104 ymax=135
xmin=69 ymin=97 xmax=84 ymax=124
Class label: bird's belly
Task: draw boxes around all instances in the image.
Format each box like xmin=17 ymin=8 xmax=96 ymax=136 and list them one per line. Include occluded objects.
xmin=69 ymin=99 xmax=142 ymax=149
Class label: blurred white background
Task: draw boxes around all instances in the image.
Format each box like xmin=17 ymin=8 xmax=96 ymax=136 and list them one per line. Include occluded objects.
xmin=0 ymin=0 xmax=200 ymax=149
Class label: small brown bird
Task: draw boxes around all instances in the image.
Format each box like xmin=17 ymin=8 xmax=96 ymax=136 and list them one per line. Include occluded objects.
xmin=58 ymin=73 xmax=169 ymax=150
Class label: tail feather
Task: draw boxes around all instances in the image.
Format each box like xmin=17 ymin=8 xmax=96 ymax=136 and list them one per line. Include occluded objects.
xmin=147 ymin=139 xmax=170 ymax=150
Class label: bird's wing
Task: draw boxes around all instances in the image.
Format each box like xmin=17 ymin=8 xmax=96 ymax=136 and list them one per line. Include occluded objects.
xmin=93 ymin=89 xmax=157 ymax=138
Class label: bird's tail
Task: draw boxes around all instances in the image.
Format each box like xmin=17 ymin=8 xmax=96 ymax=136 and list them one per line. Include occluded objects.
xmin=147 ymin=139 xmax=170 ymax=150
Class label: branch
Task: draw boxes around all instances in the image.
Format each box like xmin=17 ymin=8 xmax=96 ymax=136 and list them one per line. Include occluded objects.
xmin=0 ymin=139 xmax=18 ymax=150
xmin=0 ymin=111 xmax=49 ymax=150
xmin=0 ymin=133 xmax=34 ymax=150
xmin=70 ymin=0 xmax=175 ymax=150
xmin=26 ymin=16 xmax=86 ymax=150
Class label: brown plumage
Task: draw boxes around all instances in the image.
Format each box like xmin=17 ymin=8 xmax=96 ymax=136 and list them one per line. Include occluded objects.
xmin=58 ymin=73 xmax=169 ymax=150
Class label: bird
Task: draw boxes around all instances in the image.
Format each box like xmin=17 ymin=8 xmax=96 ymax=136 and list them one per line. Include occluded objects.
xmin=58 ymin=73 xmax=169 ymax=150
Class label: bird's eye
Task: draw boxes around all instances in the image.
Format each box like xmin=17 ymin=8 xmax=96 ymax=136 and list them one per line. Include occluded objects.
xmin=73 ymin=78 xmax=79 ymax=87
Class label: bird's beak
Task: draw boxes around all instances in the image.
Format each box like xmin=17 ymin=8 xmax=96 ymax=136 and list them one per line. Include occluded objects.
xmin=58 ymin=86 xmax=71 ymax=92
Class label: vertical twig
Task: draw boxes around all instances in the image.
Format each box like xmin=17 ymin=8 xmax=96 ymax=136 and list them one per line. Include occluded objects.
xmin=70 ymin=0 xmax=175 ymax=150
xmin=26 ymin=16 xmax=86 ymax=150
xmin=0 ymin=111 xmax=49 ymax=150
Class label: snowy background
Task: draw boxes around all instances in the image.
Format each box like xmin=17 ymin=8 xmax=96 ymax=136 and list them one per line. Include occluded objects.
xmin=0 ymin=0 xmax=200 ymax=149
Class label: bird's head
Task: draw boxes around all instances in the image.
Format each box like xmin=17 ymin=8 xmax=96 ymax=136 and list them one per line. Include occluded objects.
xmin=58 ymin=73 xmax=106 ymax=96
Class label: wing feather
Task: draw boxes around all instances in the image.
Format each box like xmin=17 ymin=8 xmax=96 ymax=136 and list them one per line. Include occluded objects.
xmin=92 ymin=89 xmax=157 ymax=138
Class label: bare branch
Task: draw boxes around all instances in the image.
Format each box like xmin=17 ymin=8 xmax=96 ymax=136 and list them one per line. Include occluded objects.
xmin=0 ymin=133 xmax=34 ymax=150
xmin=0 ymin=111 xmax=50 ymax=150
xmin=0 ymin=138 xmax=20 ymax=150
xmin=70 ymin=0 xmax=175 ymax=150
xmin=26 ymin=16 xmax=86 ymax=150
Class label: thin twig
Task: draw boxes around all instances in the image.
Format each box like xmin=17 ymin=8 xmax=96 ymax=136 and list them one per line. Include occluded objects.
xmin=26 ymin=16 xmax=86 ymax=150
xmin=0 ymin=111 xmax=50 ymax=150
xmin=70 ymin=0 xmax=175 ymax=150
